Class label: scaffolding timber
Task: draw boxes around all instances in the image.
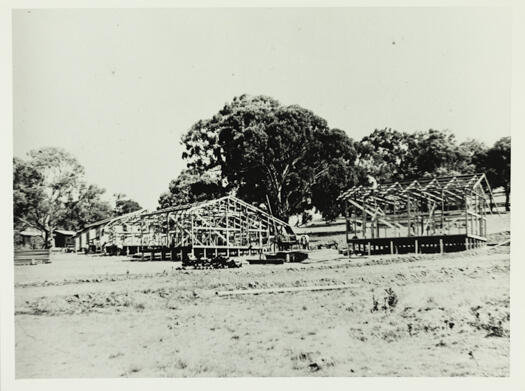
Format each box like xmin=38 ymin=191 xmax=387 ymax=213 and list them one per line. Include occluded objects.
xmin=137 ymin=195 xmax=294 ymax=260
xmin=338 ymin=173 xmax=494 ymax=255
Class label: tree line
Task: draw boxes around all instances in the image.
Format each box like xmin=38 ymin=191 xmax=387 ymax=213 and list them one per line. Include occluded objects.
xmin=13 ymin=147 xmax=141 ymax=247
xmin=159 ymin=94 xmax=511 ymax=222
xmin=13 ymin=94 xmax=511 ymax=247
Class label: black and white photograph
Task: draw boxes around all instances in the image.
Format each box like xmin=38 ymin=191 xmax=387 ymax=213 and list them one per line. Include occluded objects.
xmin=2 ymin=3 xmax=522 ymax=385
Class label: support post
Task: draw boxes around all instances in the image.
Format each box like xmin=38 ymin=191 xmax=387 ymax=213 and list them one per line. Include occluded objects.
xmin=362 ymin=198 xmax=367 ymax=239
xmin=259 ymin=220 xmax=263 ymax=251
xmin=407 ymin=196 xmax=412 ymax=237
xmin=465 ymin=195 xmax=469 ymax=235
xmin=393 ymin=202 xmax=398 ymax=237
xmin=166 ymin=212 xmax=170 ymax=248
xmin=439 ymin=238 xmax=444 ymax=254
xmin=345 ymin=209 xmax=350 ymax=251
xmin=390 ymin=241 xmax=394 ymax=255
xmin=191 ymin=214 xmax=195 ymax=258
xmin=441 ymin=190 xmax=445 ymax=231
xmin=140 ymin=220 xmax=144 ymax=260
xmin=226 ymin=202 xmax=230 ymax=255
xmin=414 ymin=239 xmax=418 ymax=254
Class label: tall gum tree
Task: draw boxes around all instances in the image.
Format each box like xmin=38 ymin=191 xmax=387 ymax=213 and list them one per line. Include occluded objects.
xmin=181 ymin=95 xmax=358 ymax=221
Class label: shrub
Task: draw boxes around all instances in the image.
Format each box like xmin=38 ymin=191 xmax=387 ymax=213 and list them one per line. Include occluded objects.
xmin=384 ymin=288 xmax=399 ymax=311
xmin=371 ymin=288 xmax=399 ymax=312
xmin=371 ymin=295 xmax=379 ymax=312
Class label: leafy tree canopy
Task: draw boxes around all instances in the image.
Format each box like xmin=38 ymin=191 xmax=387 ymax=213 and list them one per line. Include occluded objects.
xmin=175 ymin=96 xmax=512 ymax=221
xmin=356 ymin=129 xmax=485 ymax=181
xmin=413 ymin=129 xmax=467 ymax=177
xmin=458 ymin=138 xmax=488 ymax=174
xmin=484 ymin=136 xmax=511 ymax=210
xmin=13 ymin=147 xmax=113 ymax=247
xmin=113 ymin=193 xmax=142 ymax=216
xmin=158 ymin=168 xmax=225 ymax=209
xmin=180 ymin=95 xmax=358 ymax=221
xmin=356 ymin=128 xmax=418 ymax=181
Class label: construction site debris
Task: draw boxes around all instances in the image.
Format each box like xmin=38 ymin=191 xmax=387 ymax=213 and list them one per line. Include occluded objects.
xmin=182 ymin=255 xmax=242 ymax=269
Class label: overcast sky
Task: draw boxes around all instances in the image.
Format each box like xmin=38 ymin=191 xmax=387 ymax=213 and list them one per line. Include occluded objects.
xmin=12 ymin=7 xmax=511 ymax=209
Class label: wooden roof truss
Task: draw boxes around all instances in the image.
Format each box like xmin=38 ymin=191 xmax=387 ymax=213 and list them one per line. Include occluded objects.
xmin=339 ymin=173 xmax=493 ymax=239
xmin=138 ymin=195 xmax=294 ymax=252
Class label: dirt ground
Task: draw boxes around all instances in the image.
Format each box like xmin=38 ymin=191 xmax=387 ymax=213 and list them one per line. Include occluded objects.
xmin=14 ymin=219 xmax=510 ymax=378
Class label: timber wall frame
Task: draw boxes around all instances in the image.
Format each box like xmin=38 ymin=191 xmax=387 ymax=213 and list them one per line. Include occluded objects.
xmin=338 ymin=173 xmax=495 ymax=255
xmin=75 ymin=209 xmax=147 ymax=253
xmin=100 ymin=195 xmax=295 ymax=260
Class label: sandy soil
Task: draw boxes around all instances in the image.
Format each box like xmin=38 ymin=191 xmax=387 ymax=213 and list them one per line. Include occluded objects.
xmin=14 ymin=237 xmax=509 ymax=378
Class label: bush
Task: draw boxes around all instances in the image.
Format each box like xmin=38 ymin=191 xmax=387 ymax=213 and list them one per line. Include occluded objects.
xmin=371 ymin=295 xmax=379 ymax=312
xmin=384 ymin=288 xmax=399 ymax=310
xmin=371 ymin=288 xmax=399 ymax=312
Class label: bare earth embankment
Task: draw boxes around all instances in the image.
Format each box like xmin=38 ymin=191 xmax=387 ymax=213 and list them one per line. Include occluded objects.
xmin=15 ymin=232 xmax=509 ymax=378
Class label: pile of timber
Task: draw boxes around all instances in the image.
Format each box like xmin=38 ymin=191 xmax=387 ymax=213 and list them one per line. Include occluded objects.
xmin=14 ymin=249 xmax=51 ymax=266
xmin=182 ymin=255 xmax=242 ymax=269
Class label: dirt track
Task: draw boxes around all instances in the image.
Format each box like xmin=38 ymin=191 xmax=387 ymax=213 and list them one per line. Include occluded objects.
xmin=15 ymin=245 xmax=509 ymax=377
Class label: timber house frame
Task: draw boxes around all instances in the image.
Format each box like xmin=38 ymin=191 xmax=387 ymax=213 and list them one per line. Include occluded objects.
xmin=338 ymin=173 xmax=495 ymax=255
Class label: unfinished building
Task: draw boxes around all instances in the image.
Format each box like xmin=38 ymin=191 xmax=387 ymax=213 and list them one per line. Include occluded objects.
xmin=339 ymin=173 xmax=495 ymax=255
xmin=75 ymin=196 xmax=293 ymax=259
xmin=137 ymin=195 xmax=294 ymax=260
xmin=74 ymin=209 xmax=146 ymax=253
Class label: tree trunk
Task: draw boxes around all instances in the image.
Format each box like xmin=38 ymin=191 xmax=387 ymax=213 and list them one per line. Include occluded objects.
xmin=505 ymin=186 xmax=510 ymax=212
xmin=274 ymin=183 xmax=290 ymax=222
xmin=44 ymin=228 xmax=55 ymax=249
xmin=43 ymin=230 xmax=50 ymax=249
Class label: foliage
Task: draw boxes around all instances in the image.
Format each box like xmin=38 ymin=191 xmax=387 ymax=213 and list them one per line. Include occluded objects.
xmin=181 ymin=95 xmax=281 ymax=173
xmin=180 ymin=96 xmax=513 ymax=221
xmin=484 ymin=136 xmax=511 ymax=210
xmin=13 ymin=157 xmax=46 ymax=229
xmin=356 ymin=129 xmax=492 ymax=182
xmin=383 ymin=288 xmax=399 ymax=311
xmin=311 ymin=155 xmax=358 ymax=222
xmin=458 ymin=139 xmax=488 ymax=173
xmin=371 ymin=288 xmax=399 ymax=313
xmin=181 ymin=95 xmax=358 ymax=221
xmin=158 ymin=168 xmax=225 ymax=209
xmin=64 ymin=184 xmax=113 ymax=230
xmin=412 ymin=129 xmax=469 ymax=177
xmin=13 ymin=147 xmax=113 ymax=247
xmin=356 ymin=128 xmax=418 ymax=181
xmin=113 ymin=193 xmax=142 ymax=216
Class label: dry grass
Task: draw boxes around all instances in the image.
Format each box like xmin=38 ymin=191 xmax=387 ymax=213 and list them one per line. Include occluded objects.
xmin=15 ymin=233 xmax=509 ymax=377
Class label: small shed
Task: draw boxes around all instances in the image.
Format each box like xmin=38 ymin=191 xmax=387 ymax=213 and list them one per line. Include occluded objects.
xmin=54 ymin=229 xmax=76 ymax=249
xmin=17 ymin=228 xmax=44 ymax=249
